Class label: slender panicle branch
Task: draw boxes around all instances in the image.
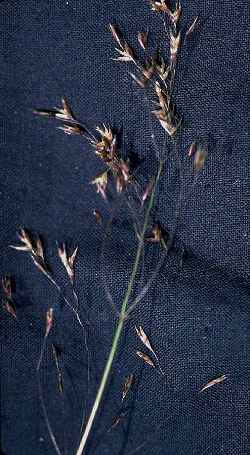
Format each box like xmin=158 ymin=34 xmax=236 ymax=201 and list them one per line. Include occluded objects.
xmin=76 ymin=160 xmax=163 ymax=455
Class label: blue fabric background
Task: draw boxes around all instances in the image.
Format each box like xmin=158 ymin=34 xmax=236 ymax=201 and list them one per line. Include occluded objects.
xmin=0 ymin=1 xmax=250 ymax=454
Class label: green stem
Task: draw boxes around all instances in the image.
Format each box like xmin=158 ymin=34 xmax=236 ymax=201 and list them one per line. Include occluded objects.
xmin=76 ymin=160 xmax=163 ymax=455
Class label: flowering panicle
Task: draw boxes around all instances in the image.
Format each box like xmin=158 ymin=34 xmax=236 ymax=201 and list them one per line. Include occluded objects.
xmin=110 ymin=23 xmax=155 ymax=90
xmin=149 ymin=1 xmax=182 ymax=26
xmin=10 ymin=229 xmax=50 ymax=277
xmin=109 ymin=24 xmax=135 ymax=62
xmin=91 ymin=125 xmax=115 ymax=159
xmin=91 ymin=171 xmax=109 ymax=200
xmin=90 ymin=125 xmax=132 ymax=197
xmin=10 ymin=2 xmax=206 ymax=453
xmin=34 ymin=97 xmax=75 ymax=121
xmin=156 ymin=56 xmax=170 ymax=81
xmin=109 ymin=3 xmax=201 ymax=137
xmin=34 ymin=98 xmax=90 ymax=138
xmin=170 ymin=31 xmax=181 ymax=65
xmin=57 ymin=243 xmax=78 ymax=284
xmin=130 ymin=55 xmax=156 ymax=89
xmin=152 ymin=82 xmax=181 ymax=136
xmin=34 ymin=94 xmax=133 ymax=199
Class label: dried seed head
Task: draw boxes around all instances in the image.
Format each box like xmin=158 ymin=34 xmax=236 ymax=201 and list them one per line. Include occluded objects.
xmin=58 ymin=124 xmax=85 ymax=136
xmin=194 ymin=147 xmax=207 ymax=171
xmin=116 ymin=175 xmax=123 ymax=194
xmin=109 ymin=24 xmax=123 ymax=47
xmin=169 ymin=1 xmax=182 ymax=26
xmin=156 ymin=82 xmax=169 ymax=110
xmin=135 ymin=326 xmax=163 ymax=373
xmin=10 ymin=228 xmax=33 ymax=252
xmin=36 ymin=237 xmax=44 ymax=260
xmin=138 ymin=30 xmax=149 ymax=50
xmin=149 ymin=0 xmax=181 ymax=25
xmin=114 ymin=44 xmax=134 ymax=62
xmin=200 ymin=374 xmax=227 ymax=393
xmin=159 ymin=116 xmax=181 ymax=136
xmin=33 ymin=109 xmax=55 ymax=118
xmin=136 ymin=351 xmax=155 ymax=368
xmin=11 ymin=229 xmax=44 ymax=259
xmin=11 ymin=230 xmax=50 ymax=278
xmin=152 ymin=106 xmax=180 ymax=136
xmin=34 ymin=99 xmax=91 ymax=141
xmin=91 ymin=171 xmax=108 ymax=200
xmin=130 ymin=72 xmax=147 ymax=88
xmin=122 ymin=374 xmax=134 ymax=402
xmin=186 ymin=16 xmax=199 ymax=37
xmin=142 ymin=58 xmax=155 ymax=80
xmin=124 ymin=42 xmax=134 ymax=59
xmin=61 ymin=98 xmax=74 ymax=118
xmin=46 ymin=308 xmax=53 ymax=337
xmin=141 ymin=178 xmax=155 ymax=207
xmin=58 ymin=243 xmax=78 ymax=284
xmin=2 ymin=276 xmax=12 ymax=300
xmin=152 ymin=99 xmax=182 ymax=136
xmin=119 ymin=159 xmax=130 ymax=182
xmin=96 ymin=125 xmax=113 ymax=143
xmin=34 ymin=98 xmax=75 ymax=122
xmin=91 ymin=125 xmax=131 ymax=194
xmin=146 ymin=224 xmax=163 ymax=243
xmin=58 ymin=243 xmax=68 ymax=267
xmin=93 ymin=210 xmax=103 ymax=224
xmin=68 ymin=248 xmax=78 ymax=272
xmin=115 ymin=159 xmax=131 ymax=193
xmin=149 ymin=0 xmax=170 ymax=13
xmin=92 ymin=125 xmax=116 ymax=158
xmin=53 ymin=98 xmax=74 ymax=121
xmin=156 ymin=57 xmax=170 ymax=80
xmin=31 ymin=255 xmax=48 ymax=277
xmin=135 ymin=326 xmax=154 ymax=352
xmin=2 ymin=276 xmax=17 ymax=319
xmin=187 ymin=141 xmax=197 ymax=157
xmin=3 ymin=301 xmax=17 ymax=319
xmin=170 ymin=32 xmax=181 ymax=64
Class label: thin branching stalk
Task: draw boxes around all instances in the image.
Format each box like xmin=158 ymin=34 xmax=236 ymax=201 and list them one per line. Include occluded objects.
xmin=45 ymin=273 xmax=85 ymax=329
xmin=76 ymin=160 xmax=163 ymax=455
xmin=33 ymin=308 xmax=62 ymax=455
xmin=37 ymin=373 xmax=62 ymax=455
xmin=3 ymin=294 xmax=62 ymax=455
xmin=125 ymin=247 xmax=168 ymax=318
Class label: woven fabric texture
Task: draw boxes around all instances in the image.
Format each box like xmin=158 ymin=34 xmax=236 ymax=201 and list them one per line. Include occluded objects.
xmin=0 ymin=1 xmax=250 ymax=454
